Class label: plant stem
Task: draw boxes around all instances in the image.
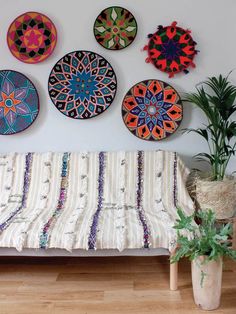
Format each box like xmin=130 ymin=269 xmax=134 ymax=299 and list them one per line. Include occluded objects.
xmin=222 ymin=142 xmax=236 ymax=177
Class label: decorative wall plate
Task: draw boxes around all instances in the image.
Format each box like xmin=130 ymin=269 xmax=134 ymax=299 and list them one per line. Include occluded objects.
xmin=48 ymin=51 xmax=117 ymax=119
xmin=144 ymin=21 xmax=198 ymax=78
xmin=94 ymin=6 xmax=137 ymax=50
xmin=7 ymin=11 xmax=57 ymax=64
xmin=0 ymin=70 xmax=39 ymax=135
xmin=122 ymin=79 xmax=182 ymax=141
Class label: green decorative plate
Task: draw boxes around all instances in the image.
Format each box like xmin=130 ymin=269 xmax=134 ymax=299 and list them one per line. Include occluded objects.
xmin=94 ymin=6 xmax=137 ymax=50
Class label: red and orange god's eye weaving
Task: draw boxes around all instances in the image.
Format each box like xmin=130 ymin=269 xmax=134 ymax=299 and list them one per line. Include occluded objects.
xmin=122 ymin=80 xmax=182 ymax=141
xmin=144 ymin=21 xmax=198 ymax=78
xmin=7 ymin=12 xmax=57 ymax=64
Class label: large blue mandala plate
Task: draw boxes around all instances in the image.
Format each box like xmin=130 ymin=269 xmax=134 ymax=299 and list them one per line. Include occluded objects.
xmin=0 ymin=70 xmax=39 ymax=135
xmin=48 ymin=51 xmax=117 ymax=119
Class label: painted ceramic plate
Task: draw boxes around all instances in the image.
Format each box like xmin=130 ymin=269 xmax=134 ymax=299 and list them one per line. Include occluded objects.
xmin=122 ymin=79 xmax=182 ymax=141
xmin=144 ymin=21 xmax=197 ymax=78
xmin=0 ymin=70 xmax=39 ymax=135
xmin=48 ymin=51 xmax=117 ymax=119
xmin=7 ymin=11 xmax=57 ymax=64
xmin=94 ymin=6 xmax=137 ymax=50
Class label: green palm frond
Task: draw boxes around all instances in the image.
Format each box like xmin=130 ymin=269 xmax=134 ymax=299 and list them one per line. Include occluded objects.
xmin=184 ymin=74 xmax=236 ymax=180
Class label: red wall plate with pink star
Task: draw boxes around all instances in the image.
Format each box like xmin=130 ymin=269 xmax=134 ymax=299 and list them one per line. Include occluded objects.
xmin=7 ymin=12 xmax=57 ymax=64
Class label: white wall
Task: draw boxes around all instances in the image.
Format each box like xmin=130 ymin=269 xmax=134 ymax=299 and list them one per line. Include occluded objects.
xmin=0 ymin=0 xmax=236 ymax=172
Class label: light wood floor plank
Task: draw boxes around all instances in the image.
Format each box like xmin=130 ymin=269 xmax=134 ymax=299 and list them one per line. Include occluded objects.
xmin=0 ymin=256 xmax=235 ymax=314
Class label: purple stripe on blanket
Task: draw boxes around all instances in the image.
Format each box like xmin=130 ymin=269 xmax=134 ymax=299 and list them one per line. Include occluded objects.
xmin=88 ymin=152 xmax=105 ymax=250
xmin=173 ymin=152 xmax=178 ymax=207
xmin=137 ymin=150 xmax=150 ymax=249
xmin=40 ymin=152 xmax=70 ymax=249
xmin=0 ymin=152 xmax=33 ymax=233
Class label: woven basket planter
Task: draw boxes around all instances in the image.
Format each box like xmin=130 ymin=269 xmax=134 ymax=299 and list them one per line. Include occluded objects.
xmin=195 ymin=177 xmax=236 ymax=219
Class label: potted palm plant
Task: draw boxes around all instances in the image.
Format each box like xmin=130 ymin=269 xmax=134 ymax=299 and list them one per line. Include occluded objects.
xmin=185 ymin=74 xmax=236 ymax=219
xmin=171 ymin=208 xmax=236 ymax=310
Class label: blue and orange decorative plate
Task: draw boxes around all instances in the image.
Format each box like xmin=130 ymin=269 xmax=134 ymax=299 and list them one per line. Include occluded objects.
xmin=0 ymin=70 xmax=39 ymax=135
xmin=7 ymin=11 xmax=57 ymax=64
xmin=48 ymin=50 xmax=117 ymax=119
xmin=122 ymin=79 xmax=182 ymax=141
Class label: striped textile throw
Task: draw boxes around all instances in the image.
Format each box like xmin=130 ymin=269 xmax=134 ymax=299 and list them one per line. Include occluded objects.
xmin=0 ymin=151 xmax=194 ymax=252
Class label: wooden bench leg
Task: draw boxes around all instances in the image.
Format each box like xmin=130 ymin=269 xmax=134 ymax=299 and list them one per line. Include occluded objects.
xmin=170 ymin=254 xmax=178 ymax=291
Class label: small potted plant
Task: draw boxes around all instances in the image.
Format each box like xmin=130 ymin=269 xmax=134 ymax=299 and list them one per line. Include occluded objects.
xmin=185 ymin=74 xmax=236 ymax=219
xmin=171 ymin=208 xmax=236 ymax=310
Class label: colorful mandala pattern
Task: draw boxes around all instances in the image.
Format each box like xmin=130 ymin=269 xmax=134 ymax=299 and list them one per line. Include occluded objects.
xmin=0 ymin=70 xmax=39 ymax=135
xmin=7 ymin=12 xmax=57 ymax=64
xmin=94 ymin=6 xmax=137 ymax=50
xmin=122 ymin=80 xmax=182 ymax=141
xmin=48 ymin=51 xmax=117 ymax=119
xmin=144 ymin=21 xmax=197 ymax=78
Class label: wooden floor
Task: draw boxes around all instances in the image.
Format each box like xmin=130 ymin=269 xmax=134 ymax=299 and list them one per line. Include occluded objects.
xmin=0 ymin=256 xmax=235 ymax=314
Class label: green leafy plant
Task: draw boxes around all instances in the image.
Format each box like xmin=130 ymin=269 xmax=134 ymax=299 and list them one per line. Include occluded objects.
xmin=171 ymin=208 xmax=236 ymax=264
xmin=185 ymin=74 xmax=236 ymax=180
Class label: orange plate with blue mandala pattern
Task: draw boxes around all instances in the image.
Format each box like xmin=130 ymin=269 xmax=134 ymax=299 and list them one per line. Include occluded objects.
xmin=122 ymin=79 xmax=182 ymax=141
xmin=7 ymin=12 xmax=57 ymax=64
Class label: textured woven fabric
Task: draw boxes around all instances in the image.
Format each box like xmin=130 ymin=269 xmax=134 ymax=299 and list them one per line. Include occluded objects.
xmin=0 ymin=151 xmax=194 ymax=252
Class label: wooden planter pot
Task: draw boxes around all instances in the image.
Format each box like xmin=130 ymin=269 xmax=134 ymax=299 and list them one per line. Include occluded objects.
xmin=191 ymin=256 xmax=222 ymax=310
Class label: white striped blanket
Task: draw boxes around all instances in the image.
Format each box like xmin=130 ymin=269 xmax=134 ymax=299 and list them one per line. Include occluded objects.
xmin=0 ymin=151 xmax=194 ymax=252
